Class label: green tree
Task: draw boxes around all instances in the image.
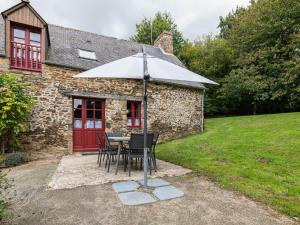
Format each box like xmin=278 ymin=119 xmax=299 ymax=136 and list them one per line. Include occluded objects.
xmin=178 ymin=35 xmax=235 ymax=115
xmin=218 ymin=6 xmax=246 ymax=39
xmin=130 ymin=12 xmax=186 ymax=55
xmin=0 ymin=73 xmax=34 ymax=154
xmin=220 ymin=0 xmax=300 ymax=114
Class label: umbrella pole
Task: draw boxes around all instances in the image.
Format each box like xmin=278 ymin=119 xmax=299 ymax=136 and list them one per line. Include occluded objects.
xmin=143 ymin=46 xmax=150 ymax=190
xmin=143 ymin=77 xmax=148 ymax=190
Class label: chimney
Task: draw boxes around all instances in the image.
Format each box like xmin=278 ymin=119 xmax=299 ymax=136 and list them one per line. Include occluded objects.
xmin=154 ymin=31 xmax=173 ymax=54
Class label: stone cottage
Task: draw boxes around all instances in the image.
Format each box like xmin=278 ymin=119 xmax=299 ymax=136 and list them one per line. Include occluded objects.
xmin=0 ymin=1 xmax=207 ymax=157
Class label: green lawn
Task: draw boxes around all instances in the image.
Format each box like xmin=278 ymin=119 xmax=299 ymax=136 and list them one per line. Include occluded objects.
xmin=156 ymin=112 xmax=300 ymax=218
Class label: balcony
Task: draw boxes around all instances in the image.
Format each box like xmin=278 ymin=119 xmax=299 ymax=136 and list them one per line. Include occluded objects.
xmin=10 ymin=41 xmax=41 ymax=72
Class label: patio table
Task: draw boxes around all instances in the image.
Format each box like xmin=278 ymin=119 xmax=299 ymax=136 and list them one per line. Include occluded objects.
xmin=108 ymin=136 xmax=130 ymax=175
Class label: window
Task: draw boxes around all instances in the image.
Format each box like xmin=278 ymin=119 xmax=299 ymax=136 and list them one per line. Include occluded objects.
xmin=73 ymin=99 xmax=83 ymax=128
xmin=127 ymin=101 xmax=141 ymax=128
xmin=78 ymin=49 xmax=97 ymax=60
xmin=10 ymin=26 xmax=41 ymax=71
xmin=73 ymin=98 xmax=104 ymax=129
xmin=85 ymin=99 xmax=103 ymax=129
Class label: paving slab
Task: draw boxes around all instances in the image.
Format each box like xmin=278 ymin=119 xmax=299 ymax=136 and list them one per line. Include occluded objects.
xmin=112 ymin=181 xmax=140 ymax=193
xmin=138 ymin=178 xmax=170 ymax=187
xmin=153 ymin=185 xmax=185 ymax=200
xmin=118 ymin=191 xmax=157 ymax=205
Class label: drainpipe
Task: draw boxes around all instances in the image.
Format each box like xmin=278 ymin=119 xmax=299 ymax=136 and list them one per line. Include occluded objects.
xmin=200 ymin=89 xmax=205 ymax=132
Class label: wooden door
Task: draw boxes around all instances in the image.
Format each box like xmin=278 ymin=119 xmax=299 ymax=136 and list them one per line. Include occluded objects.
xmin=73 ymin=98 xmax=105 ymax=151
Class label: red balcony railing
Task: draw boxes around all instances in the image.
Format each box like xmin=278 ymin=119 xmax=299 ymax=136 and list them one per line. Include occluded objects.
xmin=10 ymin=42 xmax=41 ymax=72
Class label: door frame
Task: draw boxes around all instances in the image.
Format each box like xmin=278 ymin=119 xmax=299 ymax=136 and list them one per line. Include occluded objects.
xmin=72 ymin=97 xmax=106 ymax=152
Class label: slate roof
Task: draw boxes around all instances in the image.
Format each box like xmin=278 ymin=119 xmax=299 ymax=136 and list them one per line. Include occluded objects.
xmin=0 ymin=16 xmax=204 ymax=89
xmin=45 ymin=24 xmax=184 ymax=70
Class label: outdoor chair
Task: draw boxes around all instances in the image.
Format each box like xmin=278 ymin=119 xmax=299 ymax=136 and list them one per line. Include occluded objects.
xmin=103 ymin=132 xmax=127 ymax=172
xmin=96 ymin=133 xmax=105 ymax=166
xmin=127 ymin=133 xmax=154 ymax=176
xmin=107 ymin=132 xmax=123 ymax=154
xmin=152 ymin=132 xmax=159 ymax=171
xmin=106 ymin=132 xmax=122 ymax=137
xmin=96 ymin=132 xmax=118 ymax=168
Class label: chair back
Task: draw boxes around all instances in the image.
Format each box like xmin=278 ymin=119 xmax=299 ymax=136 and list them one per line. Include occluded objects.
xmin=107 ymin=133 xmax=122 ymax=137
xmin=153 ymin=132 xmax=159 ymax=146
xmin=103 ymin=132 xmax=112 ymax=149
xmin=96 ymin=132 xmax=103 ymax=146
xmin=129 ymin=133 xmax=154 ymax=150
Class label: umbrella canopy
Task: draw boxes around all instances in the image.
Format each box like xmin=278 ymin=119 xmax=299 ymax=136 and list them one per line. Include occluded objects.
xmin=74 ymin=53 xmax=218 ymax=85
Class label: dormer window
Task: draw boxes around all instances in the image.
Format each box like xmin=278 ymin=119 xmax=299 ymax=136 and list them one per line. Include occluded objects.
xmin=10 ymin=25 xmax=42 ymax=72
xmin=78 ymin=49 xmax=97 ymax=60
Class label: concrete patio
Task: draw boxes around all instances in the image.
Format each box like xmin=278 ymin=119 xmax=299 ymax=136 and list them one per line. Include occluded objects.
xmin=48 ymin=154 xmax=192 ymax=190
xmin=3 ymin=159 xmax=297 ymax=225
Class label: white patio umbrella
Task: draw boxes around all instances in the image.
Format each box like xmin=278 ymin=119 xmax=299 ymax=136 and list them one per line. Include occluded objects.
xmin=74 ymin=46 xmax=217 ymax=189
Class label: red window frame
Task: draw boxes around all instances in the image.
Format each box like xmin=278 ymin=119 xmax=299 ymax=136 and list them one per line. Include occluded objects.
xmin=10 ymin=24 xmax=42 ymax=72
xmin=73 ymin=98 xmax=105 ymax=130
xmin=127 ymin=101 xmax=141 ymax=128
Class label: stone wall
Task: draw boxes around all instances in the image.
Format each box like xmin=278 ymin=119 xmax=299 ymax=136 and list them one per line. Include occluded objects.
xmin=154 ymin=31 xmax=173 ymax=54
xmin=0 ymin=57 xmax=203 ymax=158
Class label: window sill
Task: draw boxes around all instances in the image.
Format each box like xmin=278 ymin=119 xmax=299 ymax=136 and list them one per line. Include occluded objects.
xmin=127 ymin=126 xmax=142 ymax=129
xmin=10 ymin=65 xmax=42 ymax=73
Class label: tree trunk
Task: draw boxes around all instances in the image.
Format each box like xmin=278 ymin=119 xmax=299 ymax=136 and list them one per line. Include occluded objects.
xmin=253 ymin=102 xmax=257 ymax=115
xmin=1 ymin=140 xmax=5 ymax=155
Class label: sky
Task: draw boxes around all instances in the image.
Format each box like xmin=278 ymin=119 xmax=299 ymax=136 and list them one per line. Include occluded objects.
xmin=1 ymin=0 xmax=250 ymax=41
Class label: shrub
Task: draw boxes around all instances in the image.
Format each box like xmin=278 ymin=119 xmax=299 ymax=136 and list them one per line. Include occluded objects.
xmin=0 ymin=73 xmax=34 ymax=154
xmin=2 ymin=152 xmax=28 ymax=168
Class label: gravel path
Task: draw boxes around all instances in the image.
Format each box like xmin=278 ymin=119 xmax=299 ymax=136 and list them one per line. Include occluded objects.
xmin=3 ymin=159 xmax=298 ymax=225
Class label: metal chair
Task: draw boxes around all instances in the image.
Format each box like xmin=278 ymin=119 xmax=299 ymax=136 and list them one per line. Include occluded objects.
xmin=103 ymin=132 xmax=119 ymax=172
xmin=96 ymin=132 xmax=105 ymax=166
xmin=152 ymin=132 xmax=159 ymax=171
xmin=106 ymin=132 xmax=122 ymax=137
xmin=106 ymin=132 xmax=123 ymax=158
xmin=127 ymin=133 xmax=154 ymax=176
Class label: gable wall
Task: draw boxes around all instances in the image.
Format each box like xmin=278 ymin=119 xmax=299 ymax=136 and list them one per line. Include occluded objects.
xmin=4 ymin=5 xmax=46 ymax=61
xmin=6 ymin=6 xmax=44 ymax=28
xmin=0 ymin=57 xmax=203 ymax=159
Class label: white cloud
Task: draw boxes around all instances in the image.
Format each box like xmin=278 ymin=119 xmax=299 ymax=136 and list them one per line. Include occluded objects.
xmin=1 ymin=0 xmax=250 ymax=41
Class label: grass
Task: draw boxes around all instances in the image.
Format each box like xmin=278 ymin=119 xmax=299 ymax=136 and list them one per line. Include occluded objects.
xmin=156 ymin=112 xmax=300 ymax=218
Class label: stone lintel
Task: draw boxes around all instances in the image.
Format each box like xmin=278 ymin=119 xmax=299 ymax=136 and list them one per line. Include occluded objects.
xmin=63 ymin=91 xmax=143 ymax=101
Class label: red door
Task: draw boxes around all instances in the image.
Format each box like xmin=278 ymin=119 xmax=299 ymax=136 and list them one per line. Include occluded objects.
xmin=73 ymin=98 xmax=105 ymax=151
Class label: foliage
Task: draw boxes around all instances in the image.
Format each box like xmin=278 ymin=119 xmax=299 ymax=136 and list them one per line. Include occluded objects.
xmin=218 ymin=6 xmax=246 ymax=39
xmin=0 ymin=73 xmax=34 ymax=154
xmin=1 ymin=152 xmax=28 ymax=168
xmin=0 ymin=155 xmax=13 ymax=220
xmin=130 ymin=12 xmax=186 ymax=55
xmin=178 ymin=35 xmax=235 ymax=115
xmin=178 ymin=0 xmax=300 ymax=116
xmin=130 ymin=1 xmax=300 ymax=116
xmin=157 ymin=112 xmax=300 ymax=218
xmin=219 ymin=0 xmax=300 ymax=114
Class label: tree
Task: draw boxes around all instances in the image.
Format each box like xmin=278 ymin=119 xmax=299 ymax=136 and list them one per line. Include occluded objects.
xmin=218 ymin=6 xmax=246 ymax=39
xmin=178 ymin=35 xmax=235 ymax=115
xmin=0 ymin=73 xmax=34 ymax=154
xmin=220 ymin=0 xmax=300 ymax=114
xmin=130 ymin=12 xmax=186 ymax=55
